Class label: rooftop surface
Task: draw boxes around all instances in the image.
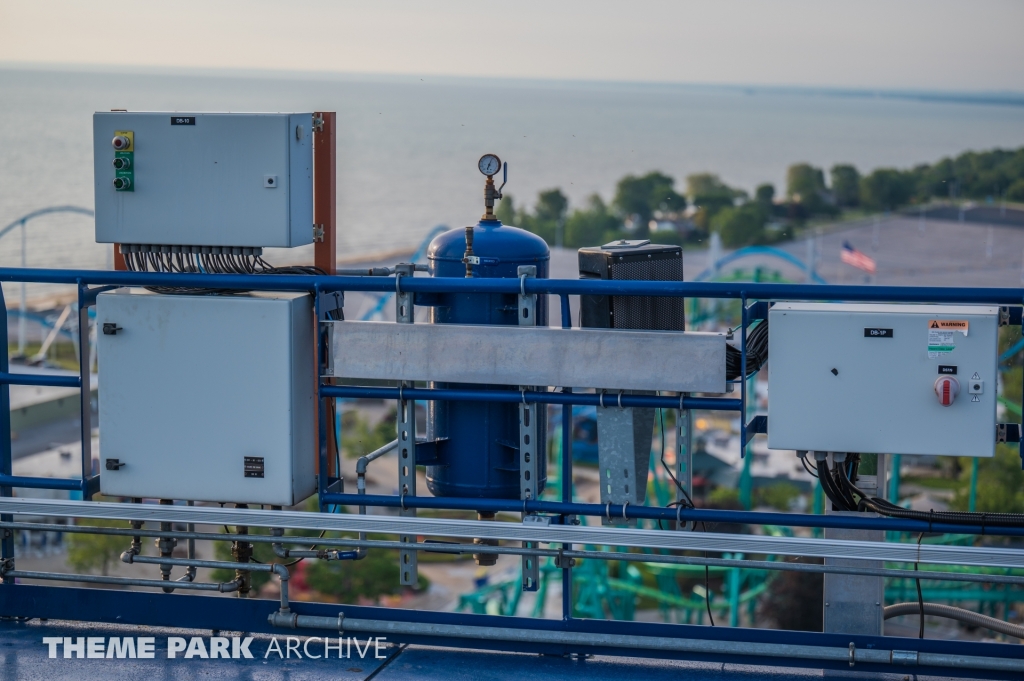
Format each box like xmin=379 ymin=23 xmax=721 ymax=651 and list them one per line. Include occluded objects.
xmin=0 ymin=620 xmax=972 ymax=681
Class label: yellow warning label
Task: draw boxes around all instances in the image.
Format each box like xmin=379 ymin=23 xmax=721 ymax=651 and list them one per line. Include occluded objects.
xmin=929 ymin=319 xmax=968 ymax=335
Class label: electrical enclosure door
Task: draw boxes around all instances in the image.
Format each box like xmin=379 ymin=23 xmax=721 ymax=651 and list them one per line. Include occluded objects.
xmin=767 ymin=303 xmax=999 ymax=457
xmin=97 ymin=290 xmax=316 ymax=505
xmin=93 ymin=112 xmax=313 ymax=248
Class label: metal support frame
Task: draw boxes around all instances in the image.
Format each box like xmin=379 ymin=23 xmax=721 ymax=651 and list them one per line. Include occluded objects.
xmin=395 ymin=263 xmax=418 ymax=586
xmin=0 ymin=284 xmax=11 ymax=581
xmin=676 ymin=401 xmax=693 ymax=530
xmin=0 ymin=266 xmax=1023 ymax=671
xmin=518 ymin=266 xmax=540 ymax=591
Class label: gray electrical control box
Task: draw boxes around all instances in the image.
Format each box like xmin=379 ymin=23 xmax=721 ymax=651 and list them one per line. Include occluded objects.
xmin=768 ymin=302 xmax=999 ymax=457
xmin=93 ymin=112 xmax=314 ymax=248
xmin=97 ymin=290 xmax=316 ymax=505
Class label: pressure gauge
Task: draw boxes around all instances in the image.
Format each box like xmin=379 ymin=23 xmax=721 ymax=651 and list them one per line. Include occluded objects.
xmin=478 ymin=153 xmax=501 ymax=177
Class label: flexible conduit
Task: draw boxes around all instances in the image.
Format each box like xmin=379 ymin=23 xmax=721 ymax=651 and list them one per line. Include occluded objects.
xmin=885 ymin=602 xmax=1024 ymax=640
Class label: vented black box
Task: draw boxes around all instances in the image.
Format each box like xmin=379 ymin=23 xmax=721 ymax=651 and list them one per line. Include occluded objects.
xmin=578 ymin=241 xmax=685 ymax=331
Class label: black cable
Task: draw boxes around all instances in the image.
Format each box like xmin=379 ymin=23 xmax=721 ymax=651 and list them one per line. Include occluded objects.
xmin=705 ymin=564 xmax=715 ymax=626
xmin=800 ymin=456 xmax=818 ymax=478
xmin=725 ymin=319 xmax=769 ymax=380
xmin=816 ymin=459 xmax=852 ymax=511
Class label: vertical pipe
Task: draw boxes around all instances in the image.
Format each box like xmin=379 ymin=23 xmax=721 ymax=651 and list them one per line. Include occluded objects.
xmin=77 ymin=282 xmax=92 ymax=491
xmin=18 ymin=220 xmax=25 ymax=356
xmin=740 ymin=373 xmax=754 ymax=511
xmin=739 ymin=295 xmax=748 ymax=460
xmin=729 ymin=560 xmax=740 ymax=627
xmin=0 ymin=285 xmax=12 ymax=579
xmin=315 ymin=287 xmax=328 ymax=508
xmin=559 ymin=293 xmax=572 ymax=621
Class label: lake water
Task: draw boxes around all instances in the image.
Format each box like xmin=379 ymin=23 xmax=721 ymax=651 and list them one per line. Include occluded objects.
xmin=1 ymin=66 xmax=1023 ymax=291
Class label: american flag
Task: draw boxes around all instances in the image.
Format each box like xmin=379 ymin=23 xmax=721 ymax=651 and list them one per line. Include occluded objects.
xmin=841 ymin=241 xmax=876 ymax=274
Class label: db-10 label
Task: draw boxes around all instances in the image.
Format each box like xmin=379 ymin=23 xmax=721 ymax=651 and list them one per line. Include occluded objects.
xmin=171 ymin=116 xmax=196 ymax=125
xmin=864 ymin=328 xmax=893 ymax=338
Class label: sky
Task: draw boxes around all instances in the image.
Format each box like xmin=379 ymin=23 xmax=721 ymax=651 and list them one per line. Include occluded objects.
xmin=1 ymin=0 xmax=1022 ymax=92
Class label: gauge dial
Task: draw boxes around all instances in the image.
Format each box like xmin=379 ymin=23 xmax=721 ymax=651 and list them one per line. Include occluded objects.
xmin=478 ymin=153 xmax=501 ymax=177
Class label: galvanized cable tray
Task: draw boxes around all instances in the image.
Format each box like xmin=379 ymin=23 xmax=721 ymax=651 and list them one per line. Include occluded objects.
xmin=3 ymin=498 xmax=1023 ymax=568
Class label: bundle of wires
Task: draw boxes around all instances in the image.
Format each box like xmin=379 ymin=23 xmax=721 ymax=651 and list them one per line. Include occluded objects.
xmin=817 ymin=454 xmax=1024 ymax=528
xmin=123 ymin=249 xmax=326 ymax=295
xmin=725 ymin=318 xmax=769 ymax=381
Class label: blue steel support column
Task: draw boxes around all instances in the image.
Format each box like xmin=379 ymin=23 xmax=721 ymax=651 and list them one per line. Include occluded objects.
xmin=0 ymin=285 xmax=12 ymax=579
xmin=315 ymin=285 xmax=329 ymax=510
xmin=76 ymin=281 xmax=93 ymax=495
xmin=560 ymin=294 xmax=572 ymax=622
xmin=739 ymin=294 xmax=748 ymax=457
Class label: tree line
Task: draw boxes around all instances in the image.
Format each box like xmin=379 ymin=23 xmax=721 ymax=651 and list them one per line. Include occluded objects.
xmin=496 ymin=146 xmax=1024 ymax=249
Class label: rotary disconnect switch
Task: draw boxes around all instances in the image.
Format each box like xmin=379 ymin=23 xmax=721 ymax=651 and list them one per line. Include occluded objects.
xmin=934 ymin=375 xmax=960 ymax=407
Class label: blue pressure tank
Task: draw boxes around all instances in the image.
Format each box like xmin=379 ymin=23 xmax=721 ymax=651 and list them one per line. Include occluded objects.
xmin=425 ymin=218 xmax=549 ymax=499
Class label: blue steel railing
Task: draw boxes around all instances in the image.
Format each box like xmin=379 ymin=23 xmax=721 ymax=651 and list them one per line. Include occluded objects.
xmin=0 ymin=266 xmax=1022 ymax=542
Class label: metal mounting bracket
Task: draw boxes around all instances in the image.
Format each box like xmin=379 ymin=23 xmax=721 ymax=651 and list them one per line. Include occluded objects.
xmin=395 ymin=264 xmax=418 ymax=587
xmin=517 ymin=265 xmax=540 ymax=591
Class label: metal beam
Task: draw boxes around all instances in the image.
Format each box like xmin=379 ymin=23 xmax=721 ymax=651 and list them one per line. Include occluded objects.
xmin=328 ymin=320 xmax=726 ymax=393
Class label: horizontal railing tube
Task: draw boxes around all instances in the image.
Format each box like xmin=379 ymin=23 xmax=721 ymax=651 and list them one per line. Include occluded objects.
xmin=0 ymin=475 xmax=85 ymax=491
xmin=322 ymin=385 xmax=739 ymax=412
xmin=320 ymin=493 xmax=1024 ymax=538
xmin=0 ymin=372 xmax=81 ymax=388
xmin=5 ymin=569 xmax=241 ymax=592
xmin=1 ymin=267 xmax=1024 ymax=304
xmin=3 ymin=521 xmax=1020 ymax=585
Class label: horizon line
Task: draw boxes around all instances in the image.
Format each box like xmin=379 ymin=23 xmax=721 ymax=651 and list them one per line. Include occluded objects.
xmin=3 ymin=60 xmax=1024 ymax=108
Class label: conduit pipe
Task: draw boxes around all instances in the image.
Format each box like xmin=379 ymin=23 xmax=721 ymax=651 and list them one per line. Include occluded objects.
xmin=354 ymin=438 xmax=400 ymax=559
xmin=266 ymin=611 xmax=1022 ymax=674
xmin=885 ymin=602 xmax=1024 ymax=640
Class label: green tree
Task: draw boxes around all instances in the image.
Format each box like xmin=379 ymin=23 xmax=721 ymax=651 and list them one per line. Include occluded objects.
xmin=710 ymin=202 xmax=769 ymax=248
xmin=613 ymin=172 xmax=687 ymax=238
xmin=860 ymin=168 xmax=914 ymax=210
xmin=686 ymin=173 xmax=740 ymax=231
xmin=1007 ymin=178 xmax=1024 ymax=202
xmin=952 ymin=445 xmax=1024 ymax=513
xmin=754 ymin=183 xmax=775 ymax=205
xmin=830 ymin=164 xmax=861 ymax=207
xmin=495 ymin=194 xmax=516 ymax=225
xmin=66 ymin=519 xmax=131 ymax=576
xmin=563 ymin=194 xmax=622 ymax=248
xmin=304 ymin=547 xmax=420 ymax=602
xmin=535 ymin=189 xmax=568 ymax=224
xmin=342 ymin=408 xmax=396 ymax=459
xmin=786 ymin=163 xmax=836 ymax=216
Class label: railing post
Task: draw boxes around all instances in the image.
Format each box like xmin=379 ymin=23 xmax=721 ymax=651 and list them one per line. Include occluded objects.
xmin=518 ymin=266 xmax=539 ymax=592
xmin=0 ymin=284 xmax=13 ymax=579
xmin=77 ymin=281 xmax=93 ymax=494
xmin=559 ymin=293 xmax=572 ymax=621
xmin=395 ymin=264 xmax=418 ymax=587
